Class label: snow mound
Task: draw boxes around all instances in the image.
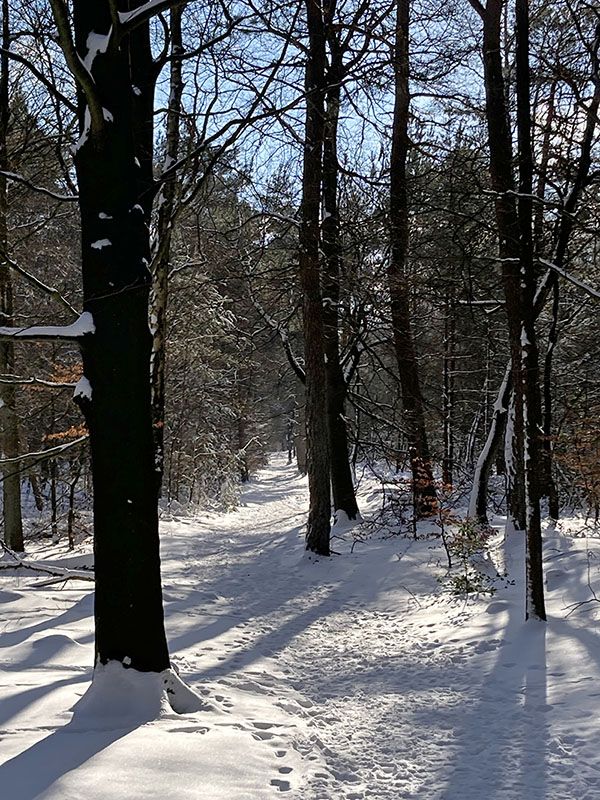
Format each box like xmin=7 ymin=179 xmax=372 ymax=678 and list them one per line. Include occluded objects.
xmin=71 ymin=662 xmax=171 ymax=729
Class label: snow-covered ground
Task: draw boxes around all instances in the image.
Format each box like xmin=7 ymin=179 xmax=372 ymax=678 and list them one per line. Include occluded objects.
xmin=2 ymin=454 xmax=600 ymax=799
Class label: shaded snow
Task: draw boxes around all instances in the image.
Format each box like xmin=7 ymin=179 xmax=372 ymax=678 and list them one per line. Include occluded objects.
xmin=73 ymin=376 xmax=92 ymax=401
xmin=81 ymin=31 xmax=112 ymax=72
xmin=2 ymin=455 xmax=600 ymax=798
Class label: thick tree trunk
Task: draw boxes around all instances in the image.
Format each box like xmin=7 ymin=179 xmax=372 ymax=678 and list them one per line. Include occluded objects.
xmin=300 ymin=0 xmax=331 ymax=555
xmin=71 ymin=1 xmax=169 ymax=672
xmin=0 ymin=0 xmax=23 ymax=552
xmin=321 ymin=33 xmax=359 ymax=521
xmin=388 ymin=0 xmax=436 ymax=517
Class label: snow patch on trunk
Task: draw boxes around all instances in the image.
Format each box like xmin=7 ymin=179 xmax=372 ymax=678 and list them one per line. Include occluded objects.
xmin=73 ymin=376 xmax=92 ymax=401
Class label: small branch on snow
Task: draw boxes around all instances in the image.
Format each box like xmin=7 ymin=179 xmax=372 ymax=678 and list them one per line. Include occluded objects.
xmin=0 ymin=559 xmax=93 ymax=583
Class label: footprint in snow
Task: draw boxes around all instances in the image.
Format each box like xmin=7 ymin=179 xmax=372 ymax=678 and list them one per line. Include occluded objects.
xmin=270 ymin=779 xmax=291 ymax=792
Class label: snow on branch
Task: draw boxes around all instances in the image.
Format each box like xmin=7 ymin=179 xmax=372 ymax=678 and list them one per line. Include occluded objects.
xmin=48 ymin=0 xmax=104 ymax=131
xmin=0 ymin=170 xmax=78 ymax=202
xmin=0 ymin=435 xmax=88 ymax=467
xmin=4 ymin=254 xmax=79 ymax=317
xmin=0 ymin=47 xmax=77 ymax=113
xmin=540 ymin=259 xmax=600 ymax=301
xmin=0 ymin=312 xmax=95 ymax=342
xmin=119 ymin=0 xmax=192 ymax=31
xmin=0 ymin=375 xmax=75 ymax=389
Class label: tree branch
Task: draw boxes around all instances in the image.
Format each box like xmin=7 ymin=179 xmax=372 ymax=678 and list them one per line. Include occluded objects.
xmin=3 ymin=253 xmax=79 ymax=317
xmin=0 ymin=375 xmax=75 ymax=389
xmin=48 ymin=0 xmax=104 ymax=131
xmin=0 ymin=312 xmax=94 ymax=342
xmin=0 ymin=435 xmax=88 ymax=465
xmin=0 ymin=170 xmax=78 ymax=202
xmin=0 ymin=47 xmax=77 ymax=112
xmin=466 ymin=0 xmax=486 ymax=19
xmin=120 ymin=0 xmax=192 ymax=32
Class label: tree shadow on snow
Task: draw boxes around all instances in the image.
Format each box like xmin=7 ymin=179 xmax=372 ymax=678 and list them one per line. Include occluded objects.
xmin=438 ymin=601 xmax=548 ymax=800
xmin=0 ymin=713 xmax=137 ymax=800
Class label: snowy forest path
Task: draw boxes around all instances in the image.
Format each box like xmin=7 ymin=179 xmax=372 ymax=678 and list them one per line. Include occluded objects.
xmin=159 ymin=455 xmax=600 ymax=799
xmin=2 ymin=455 xmax=600 ymax=798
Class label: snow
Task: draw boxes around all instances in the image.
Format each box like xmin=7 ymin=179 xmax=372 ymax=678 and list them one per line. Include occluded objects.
xmin=118 ymin=0 xmax=167 ymax=26
xmin=73 ymin=107 xmax=91 ymax=154
xmin=3 ymin=455 xmax=600 ymax=798
xmin=91 ymin=239 xmax=111 ymax=250
xmin=73 ymin=376 xmax=92 ymax=401
xmin=81 ymin=31 xmax=112 ymax=72
xmin=0 ymin=312 xmax=95 ymax=340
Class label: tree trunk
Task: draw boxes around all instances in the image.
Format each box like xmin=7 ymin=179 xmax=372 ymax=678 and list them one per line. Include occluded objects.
xmin=542 ymin=275 xmax=559 ymax=519
xmin=295 ymin=400 xmax=308 ymax=475
xmin=478 ymin=0 xmax=526 ymax=529
xmin=150 ymin=6 xmax=183 ymax=498
xmin=442 ymin=291 xmax=455 ymax=487
xmin=471 ymin=51 xmax=599 ymax=522
xmin=300 ymin=0 xmax=331 ymax=555
xmin=469 ymin=366 xmax=511 ymax=523
xmin=388 ymin=0 xmax=436 ymax=517
xmin=515 ymin=0 xmax=545 ymax=620
xmin=71 ymin=1 xmax=169 ymax=672
xmin=0 ymin=0 xmax=23 ymax=552
xmin=321 ymin=28 xmax=359 ymax=521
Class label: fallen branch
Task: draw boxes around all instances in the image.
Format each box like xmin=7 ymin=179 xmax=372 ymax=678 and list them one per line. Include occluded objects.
xmin=0 ymin=560 xmax=94 ymax=582
xmin=0 ymin=539 xmax=94 ymax=582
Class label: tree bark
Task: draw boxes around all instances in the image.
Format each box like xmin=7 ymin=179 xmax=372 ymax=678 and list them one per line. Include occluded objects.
xmin=150 ymin=6 xmax=183 ymax=498
xmin=469 ymin=367 xmax=511 ymax=523
xmin=300 ymin=0 xmax=331 ymax=555
xmin=0 ymin=0 xmax=23 ymax=552
xmin=442 ymin=291 xmax=455 ymax=487
xmin=515 ymin=0 xmax=545 ymax=620
xmin=469 ymin=0 xmax=527 ymax=528
xmin=470 ymin=26 xmax=600 ymax=522
xmin=388 ymin=0 xmax=436 ymax=517
xmin=321 ymin=18 xmax=359 ymax=521
xmin=70 ymin=0 xmax=169 ymax=672
xmin=542 ymin=275 xmax=559 ymax=519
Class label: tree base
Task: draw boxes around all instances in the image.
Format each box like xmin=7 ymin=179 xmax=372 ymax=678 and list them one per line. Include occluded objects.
xmin=71 ymin=661 xmax=210 ymax=729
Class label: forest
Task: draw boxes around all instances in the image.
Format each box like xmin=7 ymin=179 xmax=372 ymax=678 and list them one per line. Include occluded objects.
xmin=0 ymin=0 xmax=599 ymax=797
